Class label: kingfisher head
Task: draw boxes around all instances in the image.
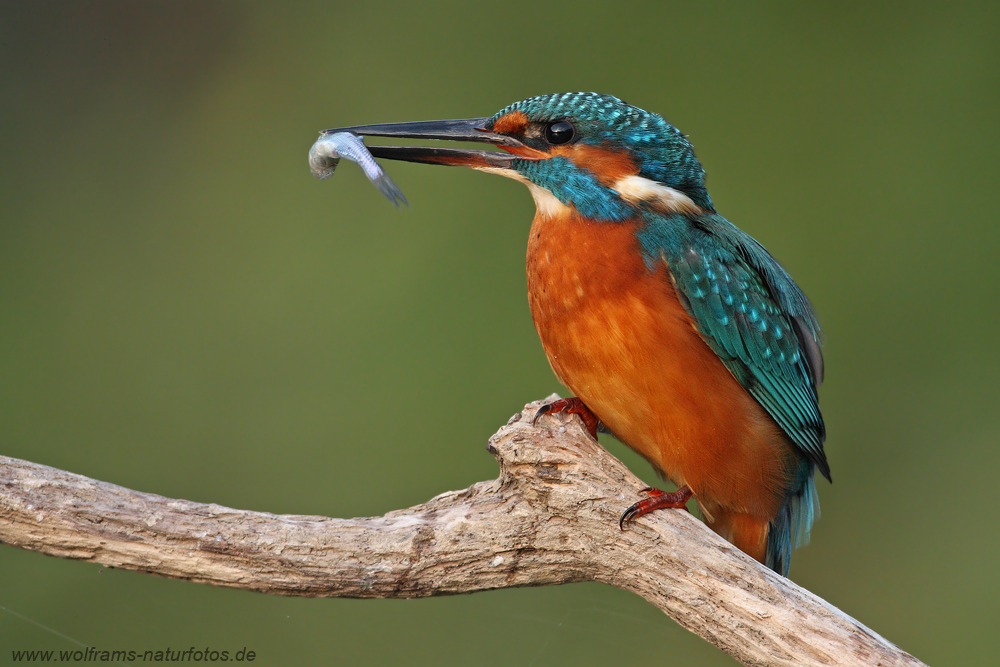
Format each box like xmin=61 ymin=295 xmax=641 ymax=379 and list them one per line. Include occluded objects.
xmin=323 ymin=93 xmax=713 ymax=220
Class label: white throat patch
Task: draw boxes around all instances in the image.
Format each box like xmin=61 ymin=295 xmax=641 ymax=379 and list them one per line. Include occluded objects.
xmin=475 ymin=166 xmax=572 ymax=218
xmin=526 ymin=183 xmax=572 ymax=218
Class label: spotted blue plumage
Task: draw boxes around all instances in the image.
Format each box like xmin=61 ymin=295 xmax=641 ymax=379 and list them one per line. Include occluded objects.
xmin=494 ymin=93 xmax=828 ymax=575
xmin=490 ymin=93 xmax=713 ymax=210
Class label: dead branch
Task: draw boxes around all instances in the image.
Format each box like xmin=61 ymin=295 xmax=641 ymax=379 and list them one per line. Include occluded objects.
xmin=0 ymin=396 xmax=924 ymax=667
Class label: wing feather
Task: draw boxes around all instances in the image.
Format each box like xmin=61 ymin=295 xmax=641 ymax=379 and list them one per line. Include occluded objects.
xmin=640 ymin=212 xmax=830 ymax=480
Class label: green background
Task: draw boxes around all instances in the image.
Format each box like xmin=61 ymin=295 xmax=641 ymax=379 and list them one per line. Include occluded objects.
xmin=2 ymin=2 xmax=998 ymax=664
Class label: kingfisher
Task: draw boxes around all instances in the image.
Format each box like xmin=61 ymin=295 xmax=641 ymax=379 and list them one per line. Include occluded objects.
xmin=322 ymin=93 xmax=829 ymax=576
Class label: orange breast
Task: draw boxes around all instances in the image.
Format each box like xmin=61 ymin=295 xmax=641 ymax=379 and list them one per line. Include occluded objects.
xmin=526 ymin=209 xmax=798 ymax=528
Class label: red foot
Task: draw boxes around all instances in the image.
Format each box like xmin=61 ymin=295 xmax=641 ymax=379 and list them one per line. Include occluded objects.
xmin=619 ymin=485 xmax=693 ymax=530
xmin=532 ymin=397 xmax=600 ymax=440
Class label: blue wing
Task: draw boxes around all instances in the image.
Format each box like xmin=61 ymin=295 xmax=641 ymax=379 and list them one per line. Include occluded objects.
xmin=638 ymin=212 xmax=830 ymax=481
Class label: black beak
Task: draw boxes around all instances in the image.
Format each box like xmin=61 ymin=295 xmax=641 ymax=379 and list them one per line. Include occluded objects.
xmin=319 ymin=118 xmax=523 ymax=169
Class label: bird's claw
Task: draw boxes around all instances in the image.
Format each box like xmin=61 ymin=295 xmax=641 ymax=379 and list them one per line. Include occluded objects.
xmin=619 ymin=485 xmax=693 ymax=530
xmin=532 ymin=397 xmax=600 ymax=439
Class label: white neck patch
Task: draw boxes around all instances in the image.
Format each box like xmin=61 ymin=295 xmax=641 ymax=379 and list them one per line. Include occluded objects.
xmin=612 ymin=174 xmax=701 ymax=215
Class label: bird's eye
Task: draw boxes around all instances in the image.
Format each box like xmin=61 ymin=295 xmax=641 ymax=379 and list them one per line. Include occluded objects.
xmin=545 ymin=120 xmax=575 ymax=145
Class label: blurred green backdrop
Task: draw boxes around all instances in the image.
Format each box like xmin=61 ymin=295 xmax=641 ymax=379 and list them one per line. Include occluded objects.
xmin=2 ymin=2 xmax=998 ymax=665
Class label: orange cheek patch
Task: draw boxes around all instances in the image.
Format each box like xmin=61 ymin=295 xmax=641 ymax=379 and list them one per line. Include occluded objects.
xmin=492 ymin=110 xmax=528 ymax=134
xmin=551 ymin=144 xmax=639 ymax=184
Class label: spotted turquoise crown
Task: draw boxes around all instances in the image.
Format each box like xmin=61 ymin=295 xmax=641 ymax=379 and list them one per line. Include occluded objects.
xmin=486 ymin=93 xmax=713 ymax=212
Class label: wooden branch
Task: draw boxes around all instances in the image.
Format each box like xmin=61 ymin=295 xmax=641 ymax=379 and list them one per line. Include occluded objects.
xmin=0 ymin=396 xmax=924 ymax=667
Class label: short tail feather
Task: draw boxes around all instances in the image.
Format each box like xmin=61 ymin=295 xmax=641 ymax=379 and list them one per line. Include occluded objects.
xmin=765 ymin=463 xmax=820 ymax=577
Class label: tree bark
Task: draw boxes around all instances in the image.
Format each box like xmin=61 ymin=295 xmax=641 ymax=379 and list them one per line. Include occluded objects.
xmin=0 ymin=396 xmax=925 ymax=667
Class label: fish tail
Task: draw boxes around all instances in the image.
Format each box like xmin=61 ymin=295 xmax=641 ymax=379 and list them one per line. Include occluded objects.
xmin=374 ymin=173 xmax=409 ymax=207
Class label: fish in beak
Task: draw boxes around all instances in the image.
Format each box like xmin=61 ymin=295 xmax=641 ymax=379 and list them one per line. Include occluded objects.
xmin=318 ymin=117 xmax=525 ymax=171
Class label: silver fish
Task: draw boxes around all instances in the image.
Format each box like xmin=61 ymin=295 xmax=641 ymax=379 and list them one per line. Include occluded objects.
xmin=309 ymin=132 xmax=408 ymax=207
